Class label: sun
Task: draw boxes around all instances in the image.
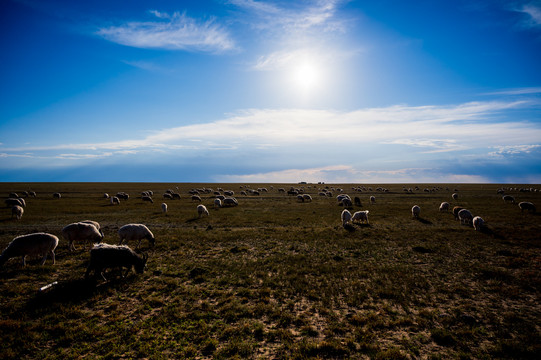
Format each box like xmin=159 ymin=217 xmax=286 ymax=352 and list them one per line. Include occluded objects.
xmin=291 ymin=60 xmax=321 ymax=93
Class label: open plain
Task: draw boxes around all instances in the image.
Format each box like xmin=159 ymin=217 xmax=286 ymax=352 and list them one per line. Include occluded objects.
xmin=0 ymin=182 xmax=540 ymax=359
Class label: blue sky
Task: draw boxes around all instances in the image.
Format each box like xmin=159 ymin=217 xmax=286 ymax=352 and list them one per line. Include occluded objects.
xmin=1 ymin=0 xmax=541 ymax=183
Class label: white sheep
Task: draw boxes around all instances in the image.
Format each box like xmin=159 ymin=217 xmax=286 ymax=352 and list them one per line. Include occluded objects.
xmin=197 ymin=204 xmax=209 ymax=217
xmin=303 ymin=194 xmax=312 ymax=202
xmin=118 ymin=224 xmax=155 ymax=249
xmin=161 ymin=202 xmax=168 ymax=214
xmin=452 ymin=193 xmax=458 ymax=201
xmin=142 ymin=195 xmax=154 ymax=204
xmin=370 ymin=196 xmax=376 ymax=204
xmin=341 ymin=209 xmax=352 ymax=225
xmin=5 ymin=198 xmax=24 ymax=207
xmin=223 ymin=197 xmax=238 ymax=207
xmin=110 ymin=196 xmax=120 ymax=205
xmin=472 ymin=216 xmax=484 ymax=231
xmin=0 ymin=233 xmax=59 ymax=267
xmin=502 ymin=195 xmax=515 ymax=204
xmin=85 ymin=243 xmax=148 ymax=281
xmin=53 ymin=192 xmax=61 ymax=199
xmin=351 ymin=210 xmax=369 ymax=224
xmin=214 ymin=198 xmax=222 ymax=208
xmin=62 ymin=221 xmax=104 ymax=251
xmin=458 ymin=209 xmax=473 ymax=224
xmin=439 ymin=202 xmax=450 ymax=212
xmin=412 ymin=205 xmax=421 ymax=219
xmin=11 ymin=205 xmax=24 ymax=220
xmin=518 ymin=201 xmax=536 ymax=213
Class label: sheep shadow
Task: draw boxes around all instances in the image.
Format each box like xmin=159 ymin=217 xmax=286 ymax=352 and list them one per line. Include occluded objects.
xmin=414 ymin=217 xmax=433 ymax=225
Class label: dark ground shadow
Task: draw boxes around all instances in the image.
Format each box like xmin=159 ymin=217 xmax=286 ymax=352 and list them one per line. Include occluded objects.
xmin=416 ymin=217 xmax=433 ymax=225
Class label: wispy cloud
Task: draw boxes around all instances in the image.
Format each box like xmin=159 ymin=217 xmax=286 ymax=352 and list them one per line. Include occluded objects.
xmin=518 ymin=2 xmax=541 ymax=27
xmin=96 ymin=11 xmax=235 ymax=52
xmin=482 ymin=87 xmax=541 ymax=96
xmin=489 ymin=144 xmax=541 ymax=156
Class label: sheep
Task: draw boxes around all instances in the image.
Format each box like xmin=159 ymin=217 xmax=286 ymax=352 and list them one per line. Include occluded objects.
xmin=303 ymin=194 xmax=312 ymax=202
xmin=85 ymin=243 xmax=148 ymax=281
xmin=172 ymin=193 xmax=181 ymax=200
xmin=104 ymin=193 xmax=109 ymax=199
xmin=472 ymin=216 xmax=484 ymax=231
xmin=502 ymin=195 xmax=515 ymax=204
xmin=62 ymin=221 xmax=104 ymax=251
xmin=458 ymin=209 xmax=473 ymax=225
xmin=191 ymin=195 xmax=202 ymax=202
xmin=351 ymin=210 xmax=369 ymax=224
xmin=142 ymin=195 xmax=154 ymax=204
xmin=110 ymin=196 xmax=120 ymax=205
xmin=412 ymin=205 xmax=421 ymax=219
xmin=452 ymin=206 xmax=464 ymax=220
xmin=8 ymin=192 xmax=18 ymax=198
xmin=197 ymin=204 xmax=209 ymax=217
xmin=161 ymin=203 xmax=168 ymax=214
xmin=214 ymin=198 xmax=222 ymax=208
xmin=116 ymin=192 xmax=129 ymax=200
xmin=53 ymin=192 xmax=61 ymax=199
xmin=337 ymin=194 xmax=351 ymax=203
xmin=370 ymin=196 xmax=376 ymax=204
xmin=341 ymin=209 xmax=352 ymax=225
xmin=0 ymin=233 xmax=59 ymax=267
xmin=342 ymin=198 xmax=353 ymax=207
xmin=354 ymin=197 xmax=362 ymax=207
xmin=163 ymin=193 xmax=173 ymax=200
xmin=439 ymin=202 xmax=450 ymax=212
xmin=29 ymin=191 xmax=36 ymax=197
xmin=118 ymin=224 xmax=155 ymax=249
xmin=11 ymin=205 xmax=23 ymax=220
xmin=5 ymin=198 xmax=24 ymax=208
xmin=452 ymin=193 xmax=458 ymax=201
xmin=224 ymin=190 xmax=235 ymax=196
xmin=518 ymin=201 xmax=536 ymax=213
xmin=223 ymin=197 xmax=238 ymax=207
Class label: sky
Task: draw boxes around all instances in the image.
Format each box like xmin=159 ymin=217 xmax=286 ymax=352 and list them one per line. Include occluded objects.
xmin=1 ymin=0 xmax=541 ymax=184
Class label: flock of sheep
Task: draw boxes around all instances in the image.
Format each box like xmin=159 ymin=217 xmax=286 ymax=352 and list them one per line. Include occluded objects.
xmin=1 ymin=185 xmax=538 ymax=281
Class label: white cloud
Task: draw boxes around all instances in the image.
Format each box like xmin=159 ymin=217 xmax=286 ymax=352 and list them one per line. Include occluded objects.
xmin=520 ymin=3 xmax=541 ymax=27
xmin=96 ymin=11 xmax=235 ymax=52
xmin=482 ymin=87 xmax=541 ymax=96
xmin=489 ymin=144 xmax=541 ymax=156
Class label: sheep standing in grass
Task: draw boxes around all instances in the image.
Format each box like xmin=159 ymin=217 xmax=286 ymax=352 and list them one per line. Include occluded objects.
xmin=452 ymin=193 xmax=458 ymax=201
xmin=412 ymin=205 xmax=421 ymax=219
xmin=5 ymin=198 xmax=24 ymax=208
xmin=197 ymin=204 xmax=209 ymax=217
xmin=352 ymin=210 xmax=369 ymax=224
xmin=214 ymin=198 xmax=222 ymax=208
xmin=110 ymin=196 xmax=120 ymax=205
xmin=161 ymin=203 xmax=167 ymax=214
xmin=452 ymin=206 xmax=464 ymax=220
xmin=370 ymin=196 xmax=376 ymax=204
xmin=118 ymin=224 xmax=155 ymax=249
xmin=518 ymin=201 xmax=536 ymax=213
xmin=223 ymin=197 xmax=238 ymax=207
xmin=62 ymin=221 xmax=104 ymax=251
xmin=11 ymin=205 xmax=23 ymax=220
xmin=502 ymin=195 xmax=515 ymax=204
xmin=191 ymin=195 xmax=202 ymax=202
xmin=458 ymin=209 xmax=473 ymax=225
xmin=142 ymin=195 xmax=154 ymax=204
xmin=303 ymin=194 xmax=312 ymax=202
xmin=53 ymin=192 xmax=61 ymax=199
xmin=341 ymin=209 xmax=352 ymax=225
xmin=473 ymin=216 xmax=484 ymax=231
xmin=85 ymin=243 xmax=148 ymax=281
xmin=0 ymin=233 xmax=59 ymax=267
xmin=439 ymin=202 xmax=450 ymax=212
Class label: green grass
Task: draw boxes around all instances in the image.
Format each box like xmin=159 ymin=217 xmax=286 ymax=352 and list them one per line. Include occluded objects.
xmin=1 ymin=182 xmax=540 ymax=359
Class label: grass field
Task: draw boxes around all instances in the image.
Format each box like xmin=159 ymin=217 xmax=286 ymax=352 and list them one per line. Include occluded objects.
xmin=0 ymin=182 xmax=540 ymax=359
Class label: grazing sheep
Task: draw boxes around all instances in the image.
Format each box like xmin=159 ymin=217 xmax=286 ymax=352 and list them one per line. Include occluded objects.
xmin=172 ymin=193 xmax=181 ymax=199
xmin=341 ymin=209 xmax=352 ymax=225
xmin=142 ymin=195 xmax=154 ymax=204
xmin=412 ymin=205 xmax=421 ymax=219
xmin=118 ymin=224 xmax=155 ymax=249
xmin=452 ymin=206 xmax=464 ymax=220
xmin=502 ymin=195 xmax=515 ymax=204
xmin=0 ymin=233 xmax=59 ymax=267
xmin=303 ymin=194 xmax=312 ymax=202
xmin=214 ymin=198 xmax=222 ymax=208
xmin=458 ymin=209 xmax=473 ymax=225
xmin=191 ymin=195 xmax=202 ymax=202
xmin=11 ymin=205 xmax=23 ymax=220
xmin=5 ymin=198 xmax=24 ymax=208
xmin=439 ymin=202 xmax=450 ymax=212
xmin=352 ymin=210 xmax=369 ymax=224
xmin=8 ymin=192 xmax=18 ymax=198
xmin=116 ymin=192 xmax=129 ymax=200
xmin=354 ymin=197 xmax=362 ymax=206
xmin=53 ymin=192 xmax=61 ymax=199
xmin=342 ymin=198 xmax=353 ymax=207
xmin=62 ymin=221 xmax=104 ymax=251
xmin=161 ymin=203 xmax=167 ymax=214
xmin=163 ymin=193 xmax=173 ymax=200
xmin=104 ymin=193 xmax=109 ymax=199
xmin=224 ymin=190 xmax=235 ymax=196
xmin=110 ymin=196 xmax=120 ymax=205
xmin=223 ymin=197 xmax=238 ymax=207
xmin=472 ymin=216 xmax=484 ymax=231
xmin=85 ymin=243 xmax=148 ymax=281
xmin=29 ymin=191 xmax=36 ymax=197
xmin=452 ymin=193 xmax=458 ymax=201
xmin=370 ymin=196 xmax=376 ymax=204
xmin=518 ymin=201 xmax=536 ymax=213
xmin=197 ymin=204 xmax=209 ymax=217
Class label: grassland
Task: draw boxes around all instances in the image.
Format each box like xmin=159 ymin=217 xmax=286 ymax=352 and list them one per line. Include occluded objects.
xmin=0 ymin=182 xmax=540 ymax=359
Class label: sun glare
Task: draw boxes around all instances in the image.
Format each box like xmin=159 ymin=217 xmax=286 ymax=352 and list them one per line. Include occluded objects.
xmin=291 ymin=60 xmax=321 ymax=93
